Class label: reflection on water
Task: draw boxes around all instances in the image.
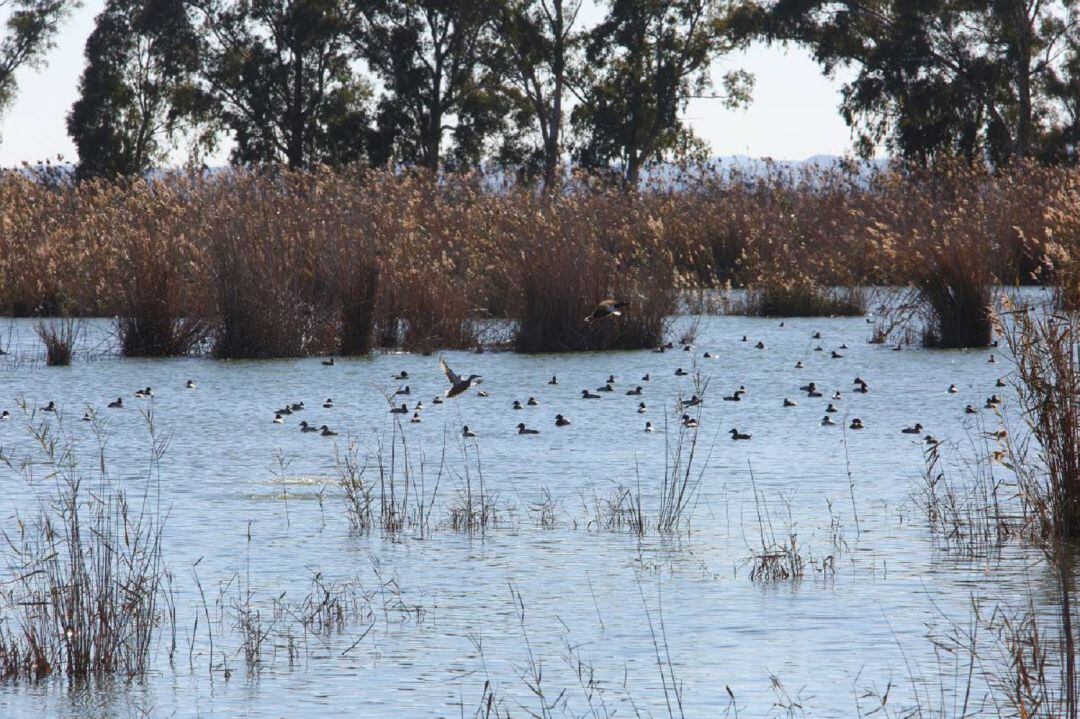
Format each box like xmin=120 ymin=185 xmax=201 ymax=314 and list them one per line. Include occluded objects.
xmin=0 ymin=307 xmax=1056 ymax=718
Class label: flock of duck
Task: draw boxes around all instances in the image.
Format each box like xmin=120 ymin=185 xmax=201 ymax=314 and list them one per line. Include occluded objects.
xmin=253 ymin=323 xmax=1006 ymax=446
xmin=0 ymin=301 xmax=1006 ymax=449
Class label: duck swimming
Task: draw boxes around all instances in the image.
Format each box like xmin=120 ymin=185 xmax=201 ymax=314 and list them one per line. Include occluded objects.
xmin=134 ymin=387 xmax=152 ymax=398
xmin=606 ymin=374 xmax=616 ymax=384
xmin=755 ymin=341 xmax=765 ymax=349
xmin=395 ymin=385 xmax=411 ymax=396
xmin=581 ymin=389 xmax=601 ymax=399
xmin=645 ymin=421 xmax=655 ymax=432
xmin=108 ymin=397 xmax=123 ymax=408
xmin=729 ymin=428 xmax=752 ymax=440
xmin=641 ymin=373 xmax=651 ymax=381
xmin=681 ymin=414 xmax=699 ymax=429
xmin=832 ymin=391 xmax=842 ymax=400
xmin=681 ymin=395 xmax=702 ymax=408
xmin=800 ymin=382 xmax=817 ymax=393
xmin=637 ymin=402 xmax=647 ymax=413
xmin=812 ymin=331 xmax=822 ymax=340
xmin=390 ymin=403 xmax=408 ymax=414
xmin=273 ymin=414 xmax=284 ymax=424
xmin=0 ymin=410 xmax=9 ymax=420
xmin=795 ymin=361 xmax=804 ymax=369
xmin=186 ymin=380 xmax=196 ymax=389
xmin=626 ymin=386 xmax=644 ymax=396
xmin=322 ymin=357 xmax=335 ymax=366
xmin=783 ymin=398 xmax=797 ymax=407
xmin=299 ymin=421 xmax=318 ymax=432
xmin=965 ymin=405 xmax=978 ymax=413
xmin=517 ymin=422 xmax=540 ymax=435
xmin=703 ymin=351 xmax=713 ymax=359
xmin=902 ymin=423 xmax=924 ymax=434
xmin=988 ymin=354 xmax=997 ymax=364
xmin=433 ymin=396 xmax=444 ymax=405
xmin=555 ymin=414 xmax=571 ymax=427
xmin=410 ymin=412 xmax=422 ymax=423
xmin=415 ymin=401 xmax=424 ymax=410
xmin=674 ymin=368 xmax=689 ymax=376
xmin=440 ymin=357 xmax=483 ymax=399
xmin=596 ymin=383 xmax=614 ymax=392
xmin=462 ymin=425 xmax=477 ymax=437
xmin=807 ymin=388 xmax=823 ymax=398
xmin=477 ymin=390 xmax=490 ymax=397
xmin=825 ymin=403 xmax=838 ymax=413
xmin=323 ymin=398 xmax=334 ymax=408
xmin=948 ymin=384 xmax=958 ymax=393
xmin=996 ymin=378 xmax=1006 ymax=387
xmin=722 ymin=392 xmax=741 ymax=402
xmin=527 ymin=397 xmax=539 ymax=406
xmin=513 ymin=400 xmax=524 ymax=410
xmin=320 ymin=425 xmax=338 ymax=436
xmin=548 ymin=375 xmax=558 ymax=385
xmin=831 ymin=351 xmax=844 ymax=359
xmin=81 ymin=412 xmax=92 ymax=422
xmin=394 ymin=371 xmax=409 ymax=380
xmin=821 ymin=416 xmax=836 ymax=426
xmin=849 ymin=418 xmax=865 ymax=430
xmin=854 ymin=382 xmax=869 ymax=394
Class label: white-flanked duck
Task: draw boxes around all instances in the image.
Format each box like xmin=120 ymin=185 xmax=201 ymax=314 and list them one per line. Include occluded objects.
xmin=555 ymin=414 xmax=571 ymax=427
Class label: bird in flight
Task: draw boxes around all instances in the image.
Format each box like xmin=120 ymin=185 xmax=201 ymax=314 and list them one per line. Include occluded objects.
xmin=584 ymin=299 xmax=628 ymax=324
xmin=441 ymin=357 xmax=482 ymax=399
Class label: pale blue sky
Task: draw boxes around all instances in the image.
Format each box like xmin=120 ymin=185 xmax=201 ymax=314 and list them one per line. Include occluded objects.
xmin=0 ymin=0 xmax=870 ymax=167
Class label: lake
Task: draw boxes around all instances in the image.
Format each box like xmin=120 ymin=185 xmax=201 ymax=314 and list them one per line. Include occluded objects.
xmin=0 ymin=306 xmax=1049 ymax=718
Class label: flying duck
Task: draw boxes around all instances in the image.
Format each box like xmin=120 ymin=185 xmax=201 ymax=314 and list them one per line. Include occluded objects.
xmin=440 ymin=357 xmax=482 ymax=399
xmin=584 ymin=299 xmax=628 ymax=324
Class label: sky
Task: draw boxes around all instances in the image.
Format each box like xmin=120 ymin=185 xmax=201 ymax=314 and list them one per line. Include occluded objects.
xmin=0 ymin=0 xmax=870 ymax=168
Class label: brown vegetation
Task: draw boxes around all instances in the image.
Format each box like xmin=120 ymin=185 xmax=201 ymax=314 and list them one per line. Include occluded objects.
xmin=0 ymin=161 xmax=1075 ymax=356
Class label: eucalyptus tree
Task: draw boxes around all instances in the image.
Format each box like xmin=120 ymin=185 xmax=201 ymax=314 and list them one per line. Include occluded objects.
xmin=571 ymin=0 xmax=754 ymax=187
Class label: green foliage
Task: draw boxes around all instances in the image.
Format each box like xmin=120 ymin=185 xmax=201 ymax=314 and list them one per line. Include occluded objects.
xmin=738 ymin=0 xmax=1080 ymax=165
xmin=358 ymin=0 xmax=512 ymax=171
xmin=0 ymin=0 xmax=77 ymax=120
xmin=68 ymin=0 xmax=206 ymax=179
xmin=572 ymin=0 xmax=753 ymax=186
xmin=192 ymin=0 xmax=374 ymax=168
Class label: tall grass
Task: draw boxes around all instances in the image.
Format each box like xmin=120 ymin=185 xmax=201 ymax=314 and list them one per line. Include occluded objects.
xmin=34 ymin=318 xmax=78 ymax=366
xmin=0 ymin=161 xmax=1071 ymax=354
xmin=0 ymin=411 xmax=171 ymax=682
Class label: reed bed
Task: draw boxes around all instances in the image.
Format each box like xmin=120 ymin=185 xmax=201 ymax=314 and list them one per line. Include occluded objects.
xmin=0 ymin=161 xmax=1075 ymax=355
xmin=0 ymin=410 xmax=171 ymax=682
